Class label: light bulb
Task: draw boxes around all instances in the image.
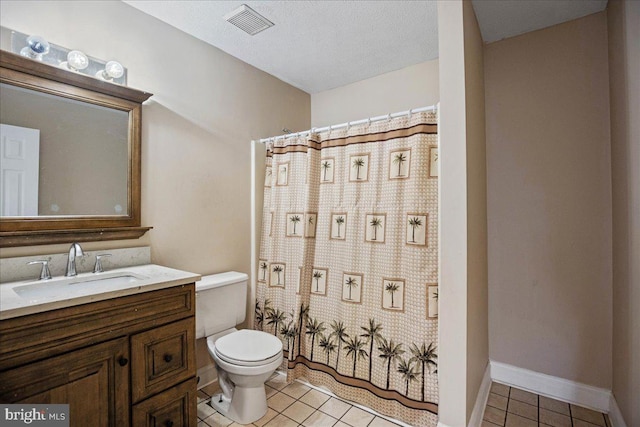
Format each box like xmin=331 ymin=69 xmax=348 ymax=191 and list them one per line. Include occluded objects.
xmin=19 ymin=35 xmax=50 ymax=61
xmin=67 ymin=50 xmax=89 ymax=71
xmin=104 ymin=61 xmax=124 ymax=79
xmin=96 ymin=60 xmax=124 ymax=81
xmin=105 ymin=61 xmax=124 ymax=78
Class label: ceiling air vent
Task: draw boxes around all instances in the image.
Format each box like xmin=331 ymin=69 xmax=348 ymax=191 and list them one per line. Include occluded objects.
xmin=224 ymin=4 xmax=274 ymax=36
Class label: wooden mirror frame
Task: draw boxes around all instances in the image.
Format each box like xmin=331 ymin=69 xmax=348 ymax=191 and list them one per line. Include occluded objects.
xmin=0 ymin=50 xmax=152 ymax=247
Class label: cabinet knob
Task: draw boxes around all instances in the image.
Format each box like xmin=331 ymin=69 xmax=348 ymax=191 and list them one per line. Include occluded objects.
xmin=118 ymin=356 xmax=128 ymax=367
xmin=164 ymin=420 xmax=174 ymax=427
xmin=163 ymin=354 xmax=173 ymax=363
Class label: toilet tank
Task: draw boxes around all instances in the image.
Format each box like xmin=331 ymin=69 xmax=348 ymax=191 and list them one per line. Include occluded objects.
xmin=195 ymin=271 xmax=248 ymax=339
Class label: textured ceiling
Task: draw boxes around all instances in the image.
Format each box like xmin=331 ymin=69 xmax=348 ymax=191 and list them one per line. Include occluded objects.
xmin=123 ymin=1 xmax=607 ymax=94
xmin=123 ymin=1 xmax=438 ymax=94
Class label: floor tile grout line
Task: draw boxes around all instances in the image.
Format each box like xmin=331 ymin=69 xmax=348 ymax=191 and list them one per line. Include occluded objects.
xmin=290 ymin=377 xmax=407 ymax=427
xmin=502 ymin=387 xmax=515 ymax=426
xmin=484 ymin=383 xmax=611 ymax=427
xmin=569 ymin=402 xmax=574 ymax=427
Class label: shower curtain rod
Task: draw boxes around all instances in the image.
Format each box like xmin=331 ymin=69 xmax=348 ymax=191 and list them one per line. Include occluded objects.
xmin=255 ymin=103 xmax=438 ymax=144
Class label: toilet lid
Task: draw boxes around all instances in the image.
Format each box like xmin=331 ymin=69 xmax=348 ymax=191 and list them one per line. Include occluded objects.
xmin=214 ymin=330 xmax=282 ymax=365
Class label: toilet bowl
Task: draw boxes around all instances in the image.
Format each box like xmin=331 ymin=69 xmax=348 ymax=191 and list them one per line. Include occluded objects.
xmin=195 ymin=272 xmax=283 ymax=424
xmin=206 ymin=329 xmax=282 ymax=424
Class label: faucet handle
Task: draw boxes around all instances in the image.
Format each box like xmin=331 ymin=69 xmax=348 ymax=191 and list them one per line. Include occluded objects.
xmin=94 ymin=254 xmax=112 ymax=273
xmin=28 ymin=260 xmax=52 ymax=280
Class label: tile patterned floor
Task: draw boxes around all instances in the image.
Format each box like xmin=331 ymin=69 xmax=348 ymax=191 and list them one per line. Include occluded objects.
xmin=197 ymin=373 xmax=404 ymax=427
xmin=197 ymin=376 xmax=613 ymax=427
xmin=482 ymin=382 xmax=612 ymax=427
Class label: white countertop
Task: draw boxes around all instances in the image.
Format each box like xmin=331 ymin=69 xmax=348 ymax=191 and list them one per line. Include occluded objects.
xmin=0 ymin=264 xmax=200 ymax=320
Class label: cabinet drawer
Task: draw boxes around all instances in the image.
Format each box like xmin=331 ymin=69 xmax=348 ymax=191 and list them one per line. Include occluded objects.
xmin=132 ymin=377 xmax=197 ymax=427
xmin=0 ymin=284 xmax=195 ymax=371
xmin=131 ymin=317 xmax=196 ymax=403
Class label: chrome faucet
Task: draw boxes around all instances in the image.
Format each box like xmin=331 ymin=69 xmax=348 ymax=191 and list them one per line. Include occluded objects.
xmin=65 ymin=242 xmax=84 ymax=277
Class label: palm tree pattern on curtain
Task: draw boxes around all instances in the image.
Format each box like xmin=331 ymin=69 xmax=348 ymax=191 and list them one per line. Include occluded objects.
xmin=256 ymin=111 xmax=439 ymax=426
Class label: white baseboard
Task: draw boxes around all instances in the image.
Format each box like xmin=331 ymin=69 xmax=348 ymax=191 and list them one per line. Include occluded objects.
xmin=490 ymin=359 xmax=631 ymax=423
xmin=490 ymin=360 xmax=611 ymax=412
xmin=468 ymin=363 xmax=492 ymax=427
xmin=608 ymin=394 xmax=628 ymax=427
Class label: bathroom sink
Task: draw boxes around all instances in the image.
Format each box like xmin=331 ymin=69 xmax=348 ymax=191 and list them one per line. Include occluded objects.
xmin=0 ymin=263 xmax=200 ymax=321
xmin=13 ymin=272 xmax=148 ymax=300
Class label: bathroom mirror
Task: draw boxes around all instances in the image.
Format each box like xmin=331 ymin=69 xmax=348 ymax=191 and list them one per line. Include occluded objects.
xmin=0 ymin=50 xmax=152 ymax=247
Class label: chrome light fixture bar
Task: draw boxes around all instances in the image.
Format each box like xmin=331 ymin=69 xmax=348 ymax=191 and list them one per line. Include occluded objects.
xmin=10 ymin=29 xmax=128 ymax=85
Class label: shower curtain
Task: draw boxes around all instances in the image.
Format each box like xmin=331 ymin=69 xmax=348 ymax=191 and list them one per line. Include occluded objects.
xmin=255 ymin=111 xmax=439 ymax=426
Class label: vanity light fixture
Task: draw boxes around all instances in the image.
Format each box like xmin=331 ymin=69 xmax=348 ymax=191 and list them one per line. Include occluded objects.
xmin=19 ymin=35 xmax=50 ymax=61
xmin=10 ymin=29 xmax=128 ymax=85
xmin=96 ymin=60 xmax=124 ymax=81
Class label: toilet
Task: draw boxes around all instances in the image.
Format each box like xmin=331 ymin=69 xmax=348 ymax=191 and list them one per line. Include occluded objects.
xmin=196 ymin=272 xmax=283 ymax=424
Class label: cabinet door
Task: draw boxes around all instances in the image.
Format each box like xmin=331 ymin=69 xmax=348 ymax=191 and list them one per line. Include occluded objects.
xmin=0 ymin=337 xmax=130 ymax=427
xmin=132 ymin=378 xmax=197 ymax=427
xmin=131 ymin=317 xmax=196 ymax=403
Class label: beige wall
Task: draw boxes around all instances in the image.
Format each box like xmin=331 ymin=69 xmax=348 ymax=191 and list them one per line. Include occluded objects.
xmin=311 ymin=59 xmax=439 ymax=127
xmin=463 ymin=0 xmax=488 ymax=419
xmin=485 ymin=12 xmax=612 ymax=388
xmin=437 ymin=3 xmax=468 ymax=422
xmin=0 ymin=1 xmax=310 ymax=280
xmin=608 ymin=0 xmax=640 ymax=424
xmin=437 ymin=1 xmax=488 ymax=425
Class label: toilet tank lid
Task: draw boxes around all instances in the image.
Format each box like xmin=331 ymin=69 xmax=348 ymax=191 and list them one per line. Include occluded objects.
xmin=196 ymin=271 xmax=248 ymax=291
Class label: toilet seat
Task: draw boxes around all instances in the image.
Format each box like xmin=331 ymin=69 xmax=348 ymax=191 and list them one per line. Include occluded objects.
xmin=212 ymin=329 xmax=282 ymax=367
xmin=215 ymin=348 xmax=282 ymax=367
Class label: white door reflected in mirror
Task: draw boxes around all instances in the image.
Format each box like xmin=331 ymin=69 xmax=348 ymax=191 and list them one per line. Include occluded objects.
xmin=0 ymin=123 xmax=40 ymax=216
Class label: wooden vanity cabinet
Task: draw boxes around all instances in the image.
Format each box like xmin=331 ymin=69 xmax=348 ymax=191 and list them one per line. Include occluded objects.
xmin=132 ymin=377 xmax=198 ymax=427
xmin=0 ymin=284 xmax=197 ymax=427
xmin=0 ymin=337 xmax=130 ymax=426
